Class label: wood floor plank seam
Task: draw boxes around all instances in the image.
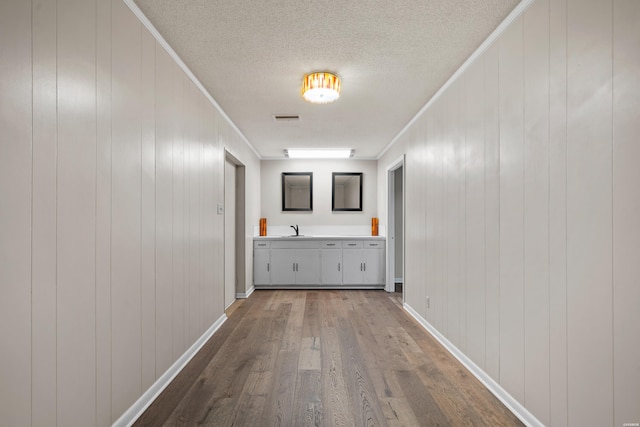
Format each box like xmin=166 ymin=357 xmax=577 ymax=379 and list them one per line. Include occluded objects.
xmin=134 ymin=290 xmax=523 ymax=427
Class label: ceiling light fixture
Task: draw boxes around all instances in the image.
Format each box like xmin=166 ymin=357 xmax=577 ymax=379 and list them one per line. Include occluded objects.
xmin=301 ymin=72 xmax=341 ymax=104
xmin=285 ymin=149 xmax=353 ymax=159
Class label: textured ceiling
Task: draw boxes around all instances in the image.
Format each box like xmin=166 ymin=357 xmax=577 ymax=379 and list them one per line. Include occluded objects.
xmin=133 ymin=0 xmax=520 ymax=159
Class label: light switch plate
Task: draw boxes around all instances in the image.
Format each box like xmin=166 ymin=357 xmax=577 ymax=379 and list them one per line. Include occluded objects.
xmin=217 ymin=204 xmax=224 ymax=215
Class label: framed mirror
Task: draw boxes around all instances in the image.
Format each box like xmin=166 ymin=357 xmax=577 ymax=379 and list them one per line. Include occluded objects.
xmin=282 ymin=172 xmax=313 ymax=211
xmin=332 ymin=172 xmax=363 ymax=212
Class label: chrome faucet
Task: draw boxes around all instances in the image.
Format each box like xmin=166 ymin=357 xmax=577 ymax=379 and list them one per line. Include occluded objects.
xmin=290 ymin=225 xmax=299 ymax=236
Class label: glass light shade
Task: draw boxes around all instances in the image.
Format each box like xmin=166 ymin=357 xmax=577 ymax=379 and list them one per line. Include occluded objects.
xmin=302 ymin=72 xmax=341 ymax=104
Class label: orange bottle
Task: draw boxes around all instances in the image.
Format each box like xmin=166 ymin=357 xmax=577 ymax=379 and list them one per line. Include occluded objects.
xmin=259 ymin=218 xmax=267 ymax=236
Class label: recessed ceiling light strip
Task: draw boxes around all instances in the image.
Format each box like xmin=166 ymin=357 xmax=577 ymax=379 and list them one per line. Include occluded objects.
xmin=285 ymin=148 xmax=353 ymax=159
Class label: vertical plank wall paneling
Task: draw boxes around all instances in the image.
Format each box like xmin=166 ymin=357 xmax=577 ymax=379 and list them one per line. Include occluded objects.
xmin=377 ymin=0 xmax=639 ymax=425
xmin=464 ymin=57 xmax=486 ymax=369
xmin=523 ymin=0 xmax=550 ymax=423
xmin=456 ymin=79 xmax=467 ymax=354
xmin=403 ymin=132 xmax=421 ymax=317
xmin=0 ymin=1 xmax=32 ymax=426
xmin=566 ymin=0 xmax=614 ymax=425
xmin=415 ymin=124 xmax=428 ymax=320
xmin=548 ymin=0 xmax=568 ymax=424
xmin=482 ymin=42 xmax=501 ymax=383
xmin=204 ymin=104 xmax=220 ymax=330
xmin=56 ymin=0 xmax=98 ymax=425
xmin=498 ymin=16 xmax=525 ymax=404
xmin=445 ymin=82 xmax=462 ymax=348
xmin=111 ymin=0 xmax=143 ymax=418
xmin=187 ymin=85 xmax=200 ymax=344
xmin=432 ymin=96 xmax=448 ymax=330
xmin=96 ymin=0 xmax=113 ymax=425
xmin=198 ymin=95 xmax=210 ymax=333
xmin=413 ymin=124 xmax=427 ymax=319
xmin=154 ymin=45 xmax=175 ymax=378
xmin=32 ymin=0 xmax=58 ymax=425
xmin=171 ymin=65 xmax=185 ymax=362
xmin=140 ymin=26 xmax=157 ymax=394
xmin=188 ymin=85 xmax=203 ymax=345
xmin=0 ymin=0 xmax=259 ymax=425
xmin=411 ymin=126 xmax=426 ymax=318
xmin=424 ymin=111 xmax=437 ymax=325
xmin=612 ymin=0 xmax=640 ymax=425
xmin=417 ymin=123 xmax=428 ymax=318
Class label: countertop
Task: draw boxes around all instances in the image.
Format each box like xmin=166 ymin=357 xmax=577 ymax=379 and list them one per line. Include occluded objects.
xmin=253 ymin=235 xmax=385 ymax=240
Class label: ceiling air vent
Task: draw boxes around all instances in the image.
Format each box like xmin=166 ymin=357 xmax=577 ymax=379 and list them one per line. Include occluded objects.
xmin=273 ymin=115 xmax=300 ymax=121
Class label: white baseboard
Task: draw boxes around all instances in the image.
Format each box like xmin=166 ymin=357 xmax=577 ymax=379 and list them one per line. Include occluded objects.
xmin=112 ymin=313 xmax=228 ymax=427
xmin=403 ymin=303 xmax=543 ymax=427
xmin=237 ymin=285 xmax=255 ymax=299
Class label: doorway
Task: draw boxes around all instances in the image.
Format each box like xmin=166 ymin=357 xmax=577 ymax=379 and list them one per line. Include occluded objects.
xmin=387 ymin=156 xmax=404 ymax=303
xmin=224 ymin=152 xmax=246 ymax=311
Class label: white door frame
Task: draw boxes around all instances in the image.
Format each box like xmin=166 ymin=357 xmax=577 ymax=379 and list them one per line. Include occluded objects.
xmin=224 ymin=158 xmax=237 ymax=309
xmin=224 ymin=150 xmax=246 ymax=309
xmin=386 ymin=155 xmax=405 ymax=294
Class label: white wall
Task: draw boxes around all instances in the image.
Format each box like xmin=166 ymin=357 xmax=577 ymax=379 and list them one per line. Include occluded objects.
xmin=0 ymin=0 xmax=259 ymax=426
xmin=261 ymin=159 xmax=377 ymax=229
xmin=378 ymin=0 xmax=639 ymax=425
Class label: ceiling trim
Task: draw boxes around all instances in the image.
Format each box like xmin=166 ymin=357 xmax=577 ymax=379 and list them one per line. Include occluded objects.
xmin=122 ymin=0 xmax=262 ymax=160
xmin=377 ymin=0 xmax=535 ymax=160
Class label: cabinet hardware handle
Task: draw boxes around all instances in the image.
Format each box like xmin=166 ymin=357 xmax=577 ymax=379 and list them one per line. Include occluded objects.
xmin=338 ymin=263 xmax=341 ymax=271
xmin=267 ymin=263 xmax=270 ymax=272
xmin=360 ymin=263 xmax=363 ymax=271
xmin=293 ymin=263 xmax=295 ymax=272
xmin=327 ymin=243 xmax=335 ymax=246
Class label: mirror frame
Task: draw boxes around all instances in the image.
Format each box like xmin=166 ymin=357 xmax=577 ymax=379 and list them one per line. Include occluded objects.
xmin=281 ymin=172 xmax=313 ymax=211
xmin=332 ymin=172 xmax=363 ymax=212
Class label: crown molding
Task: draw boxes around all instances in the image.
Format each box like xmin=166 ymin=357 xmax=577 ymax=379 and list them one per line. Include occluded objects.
xmin=122 ymin=0 xmax=262 ymax=160
xmin=377 ymin=0 xmax=535 ymax=160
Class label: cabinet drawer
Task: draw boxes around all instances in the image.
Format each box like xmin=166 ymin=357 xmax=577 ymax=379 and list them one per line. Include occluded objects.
xmin=342 ymin=241 xmax=363 ymax=249
xmin=321 ymin=241 xmax=340 ymax=248
xmin=254 ymin=241 xmax=270 ymax=249
xmin=271 ymin=240 xmax=321 ymax=249
xmin=364 ymin=241 xmax=383 ymax=248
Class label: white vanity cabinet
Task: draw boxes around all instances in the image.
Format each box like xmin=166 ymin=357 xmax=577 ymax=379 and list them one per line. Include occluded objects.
xmin=320 ymin=241 xmax=343 ymax=285
xmin=253 ymin=241 xmax=271 ymax=285
xmin=269 ymin=240 xmax=321 ymax=286
xmin=342 ymin=240 xmax=385 ymax=285
xmin=253 ymin=236 xmax=385 ymax=289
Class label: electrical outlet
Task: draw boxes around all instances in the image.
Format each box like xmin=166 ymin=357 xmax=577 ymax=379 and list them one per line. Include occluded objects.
xmin=426 ymin=296 xmax=430 ymax=309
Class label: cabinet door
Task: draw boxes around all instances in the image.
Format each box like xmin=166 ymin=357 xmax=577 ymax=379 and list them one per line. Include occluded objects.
xmin=363 ymin=249 xmax=385 ymax=284
xmin=295 ymin=249 xmax=321 ymax=285
xmin=253 ymin=249 xmax=270 ymax=285
xmin=270 ymin=249 xmax=296 ymax=285
xmin=321 ymin=250 xmax=342 ymax=285
xmin=342 ymin=249 xmax=363 ymax=284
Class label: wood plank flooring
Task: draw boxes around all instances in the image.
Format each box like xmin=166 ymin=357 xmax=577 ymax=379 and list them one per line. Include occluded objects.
xmin=134 ymin=290 xmax=523 ymax=426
